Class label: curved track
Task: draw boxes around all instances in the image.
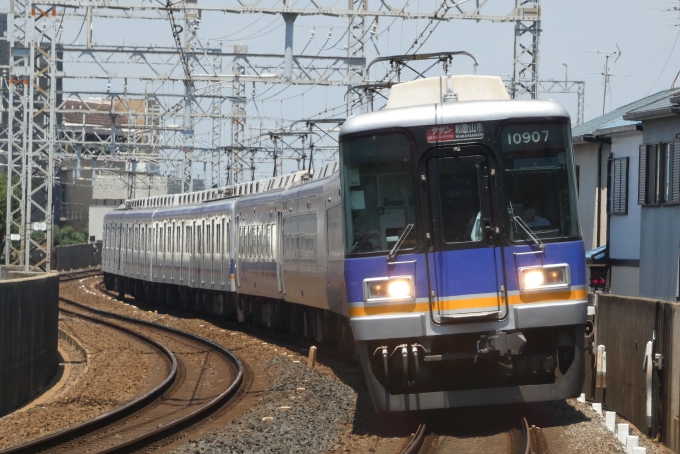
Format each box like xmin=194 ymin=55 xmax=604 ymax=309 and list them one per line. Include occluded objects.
xmin=2 ymin=285 xmax=244 ymax=454
xmin=402 ymin=416 xmax=549 ymax=454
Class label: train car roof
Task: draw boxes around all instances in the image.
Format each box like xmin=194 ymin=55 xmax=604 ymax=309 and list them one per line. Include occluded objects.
xmin=339 ymin=98 xmax=570 ymax=138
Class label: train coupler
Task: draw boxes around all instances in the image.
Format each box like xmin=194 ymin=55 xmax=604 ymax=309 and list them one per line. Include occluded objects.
xmin=477 ymin=330 xmax=526 ymax=356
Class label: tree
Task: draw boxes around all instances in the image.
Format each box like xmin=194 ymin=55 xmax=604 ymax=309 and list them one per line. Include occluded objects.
xmin=53 ymin=225 xmax=89 ymax=246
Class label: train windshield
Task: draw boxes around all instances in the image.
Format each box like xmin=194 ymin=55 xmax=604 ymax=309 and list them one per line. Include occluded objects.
xmin=501 ymin=122 xmax=580 ymax=242
xmin=341 ymin=133 xmax=417 ymax=254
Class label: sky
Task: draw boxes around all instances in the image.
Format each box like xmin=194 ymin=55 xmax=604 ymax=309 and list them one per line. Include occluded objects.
xmin=1 ymin=0 xmax=678 ymax=179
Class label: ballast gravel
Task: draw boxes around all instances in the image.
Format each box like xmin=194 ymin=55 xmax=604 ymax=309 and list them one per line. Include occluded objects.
xmin=174 ymin=355 xmax=356 ymax=454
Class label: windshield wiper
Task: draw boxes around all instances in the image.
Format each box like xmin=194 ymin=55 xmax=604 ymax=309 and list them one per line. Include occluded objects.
xmin=509 ymin=203 xmax=544 ymax=250
xmin=388 ymin=223 xmax=415 ymax=262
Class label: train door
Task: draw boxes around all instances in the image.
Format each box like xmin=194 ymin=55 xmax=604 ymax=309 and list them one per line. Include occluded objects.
xmin=423 ymin=148 xmax=507 ymax=323
xmin=140 ymin=226 xmax=145 ymax=277
xmin=209 ymin=219 xmax=215 ymax=285
xmin=188 ymin=223 xmax=194 ymax=285
xmin=116 ymin=224 xmax=121 ymax=271
xmin=276 ymin=210 xmax=285 ymax=295
xmin=220 ymin=218 xmax=226 ymax=287
xmin=179 ymin=221 xmax=184 ymax=283
xmin=197 ymin=220 xmax=203 ymax=285
xmin=168 ymin=221 xmax=179 ymax=283
xmin=134 ymin=225 xmax=139 ymax=276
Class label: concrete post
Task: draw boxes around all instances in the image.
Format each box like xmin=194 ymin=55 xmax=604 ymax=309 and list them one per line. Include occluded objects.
xmin=307 ymin=346 xmax=317 ymax=367
xmin=617 ymin=423 xmax=629 ymax=444
xmin=605 ymin=411 xmax=616 ymax=432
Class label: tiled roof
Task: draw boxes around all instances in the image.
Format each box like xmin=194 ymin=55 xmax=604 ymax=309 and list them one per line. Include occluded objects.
xmin=572 ymin=89 xmax=679 ymax=139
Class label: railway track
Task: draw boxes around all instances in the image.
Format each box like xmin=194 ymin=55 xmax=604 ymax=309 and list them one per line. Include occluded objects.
xmin=58 ymin=268 xmax=102 ymax=283
xmin=2 ymin=291 xmax=244 ymax=453
xmin=402 ymin=415 xmax=549 ymax=454
xmin=65 ymin=272 xmax=553 ymax=454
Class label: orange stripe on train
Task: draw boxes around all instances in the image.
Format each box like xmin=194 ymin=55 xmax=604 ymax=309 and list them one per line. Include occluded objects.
xmin=349 ymin=289 xmax=587 ymax=317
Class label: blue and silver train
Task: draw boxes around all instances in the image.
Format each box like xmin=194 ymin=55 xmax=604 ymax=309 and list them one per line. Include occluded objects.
xmin=102 ymin=75 xmax=587 ymax=412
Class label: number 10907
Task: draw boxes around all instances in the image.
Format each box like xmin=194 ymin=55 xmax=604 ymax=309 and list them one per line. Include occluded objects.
xmin=507 ymin=130 xmax=550 ymax=144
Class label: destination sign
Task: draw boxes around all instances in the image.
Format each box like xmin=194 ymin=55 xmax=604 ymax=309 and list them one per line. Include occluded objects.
xmin=426 ymin=123 xmax=484 ymax=143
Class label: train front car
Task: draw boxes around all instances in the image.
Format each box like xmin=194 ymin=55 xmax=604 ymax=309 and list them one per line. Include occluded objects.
xmin=340 ymin=76 xmax=586 ymax=412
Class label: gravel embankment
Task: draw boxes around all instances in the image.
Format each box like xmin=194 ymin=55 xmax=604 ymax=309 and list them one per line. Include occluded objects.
xmin=563 ymin=398 xmax=661 ymax=454
xmin=174 ymin=355 xmax=356 ymax=453
xmin=0 ymin=314 xmax=155 ymax=450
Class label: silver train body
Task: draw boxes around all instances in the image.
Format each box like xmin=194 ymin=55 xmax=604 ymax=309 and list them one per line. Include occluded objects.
xmin=103 ymin=79 xmax=587 ymax=411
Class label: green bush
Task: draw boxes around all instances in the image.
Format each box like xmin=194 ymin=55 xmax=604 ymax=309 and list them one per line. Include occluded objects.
xmin=53 ymin=225 xmax=89 ymax=246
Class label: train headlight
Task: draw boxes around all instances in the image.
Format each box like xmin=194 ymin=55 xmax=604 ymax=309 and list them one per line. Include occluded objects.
xmin=518 ymin=265 xmax=570 ymax=292
xmin=522 ymin=269 xmax=544 ymax=289
xmin=363 ymin=276 xmax=415 ymax=303
xmin=388 ymin=279 xmax=412 ymax=299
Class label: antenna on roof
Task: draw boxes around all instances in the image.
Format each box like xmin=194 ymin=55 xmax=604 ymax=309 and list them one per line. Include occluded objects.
xmin=585 ymin=45 xmax=625 ymax=115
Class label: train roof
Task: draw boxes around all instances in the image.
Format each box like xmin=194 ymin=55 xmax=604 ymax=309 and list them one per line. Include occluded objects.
xmin=341 ymin=99 xmax=570 ymax=137
xmin=120 ymin=161 xmax=339 ymax=211
xmin=340 ymin=75 xmax=570 ymax=138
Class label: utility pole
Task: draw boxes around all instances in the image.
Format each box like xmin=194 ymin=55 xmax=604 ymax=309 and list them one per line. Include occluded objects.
xmin=586 ymin=45 xmax=622 ymax=115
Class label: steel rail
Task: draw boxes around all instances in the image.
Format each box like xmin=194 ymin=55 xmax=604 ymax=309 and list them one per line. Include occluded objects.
xmin=58 ymin=268 xmax=102 ymax=282
xmin=400 ymin=423 xmax=427 ymax=454
xmin=0 ymin=307 xmax=178 ymax=454
xmin=56 ymin=297 xmax=245 ymax=453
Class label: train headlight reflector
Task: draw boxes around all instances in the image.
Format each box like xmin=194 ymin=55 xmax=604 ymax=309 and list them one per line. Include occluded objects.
xmin=545 ymin=269 xmax=564 ymax=284
xmin=522 ymin=269 xmax=544 ymax=289
xmin=518 ymin=264 xmax=570 ymax=292
xmin=368 ymin=282 xmax=388 ymax=298
xmin=388 ymin=279 xmax=412 ymax=299
xmin=363 ymin=276 xmax=415 ymax=303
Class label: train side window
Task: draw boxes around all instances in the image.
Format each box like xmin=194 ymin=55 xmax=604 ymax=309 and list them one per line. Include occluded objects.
xmin=211 ymin=220 xmax=216 ymax=255
xmin=261 ymin=225 xmax=266 ymax=257
xmin=249 ymin=226 xmax=254 ymax=257
xmin=186 ymin=226 xmax=192 ymax=255
xmin=159 ymin=225 xmax=164 ymax=255
xmin=207 ymin=223 xmax=212 ymax=256
xmin=197 ymin=224 xmax=202 ymax=255
xmin=216 ymin=222 xmax=221 ymax=255
xmin=226 ymin=222 xmax=230 ymax=256
xmin=238 ymin=226 xmax=243 ymax=256
xmin=176 ymin=225 xmax=181 ymax=255
xmin=283 ymin=214 xmax=317 ymax=261
xmin=341 ymin=132 xmax=416 ymax=254
xmin=246 ymin=226 xmax=250 ymax=257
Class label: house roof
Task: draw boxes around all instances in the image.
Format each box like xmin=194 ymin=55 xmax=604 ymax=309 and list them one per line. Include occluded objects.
xmin=592 ymin=118 xmax=641 ymax=136
xmin=572 ymin=89 xmax=679 ymax=140
xmin=623 ymin=93 xmax=680 ymax=120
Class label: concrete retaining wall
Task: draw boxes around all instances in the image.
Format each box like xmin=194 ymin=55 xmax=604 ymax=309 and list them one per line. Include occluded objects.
xmin=55 ymin=242 xmax=101 ymax=271
xmin=0 ymin=267 xmax=59 ymax=416
xmin=593 ymin=293 xmax=680 ymax=453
